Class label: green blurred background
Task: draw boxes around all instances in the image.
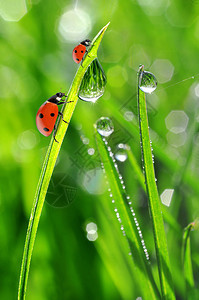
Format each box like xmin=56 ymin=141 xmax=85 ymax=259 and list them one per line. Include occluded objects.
xmin=1 ymin=0 xmax=199 ymax=299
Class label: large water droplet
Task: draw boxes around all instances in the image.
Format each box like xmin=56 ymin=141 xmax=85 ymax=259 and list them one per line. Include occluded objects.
xmin=138 ymin=65 xmax=157 ymax=94
xmin=115 ymin=143 xmax=129 ymax=162
xmin=79 ymin=58 xmax=107 ymax=103
xmin=96 ymin=117 xmax=114 ymax=137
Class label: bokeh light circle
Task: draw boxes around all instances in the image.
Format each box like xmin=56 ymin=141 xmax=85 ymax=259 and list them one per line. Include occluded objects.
xmin=58 ymin=8 xmax=92 ymax=42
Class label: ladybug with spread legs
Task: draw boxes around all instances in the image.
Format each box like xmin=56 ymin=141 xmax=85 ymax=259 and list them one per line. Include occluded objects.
xmin=36 ymin=92 xmax=72 ymax=142
xmin=72 ymin=39 xmax=91 ymax=64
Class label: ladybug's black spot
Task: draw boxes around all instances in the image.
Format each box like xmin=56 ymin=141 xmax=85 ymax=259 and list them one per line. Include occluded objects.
xmin=76 ymin=58 xmax=80 ymax=61
xmin=74 ymin=50 xmax=77 ymax=53
xmin=50 ymin=113 xmax=55 ymax=117
xmin=43 ymin=127 xmax=49 ymax=132
xmin=81 ymin=50 xmax=84 ymax=53
xmin=39 ymin=113 xmax=44 ymax=118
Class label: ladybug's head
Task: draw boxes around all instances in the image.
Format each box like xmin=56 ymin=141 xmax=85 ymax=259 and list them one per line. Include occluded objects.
xmin=80 ymin=39 xmax=91 ymax=47
xmin=56 ymin=92 xmax=65 ymax=99
xmin=48 ymin=92 xmax=65 ymax=103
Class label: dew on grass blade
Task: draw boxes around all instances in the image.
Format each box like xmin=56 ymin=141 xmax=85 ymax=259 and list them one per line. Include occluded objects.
xmin=138 ymin=65 xmax=157 ymax=94
xmin=79 ymin=58 xmax=107 ymax=103
xmin=101 ymin=136 xmax=150 ymax=261
xmin=115 ymin=143 xmax=130 ymax=162
xmin=96 ymin=117 xmax=114 ymax=137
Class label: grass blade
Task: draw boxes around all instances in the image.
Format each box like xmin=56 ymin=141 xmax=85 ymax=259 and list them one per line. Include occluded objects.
xmin=127 ymin=146 xmax=181 ymax=235
xmin=95 ymin=127 xmax=160 ymax=299
xmin=137 ymin=66 xmax=175 ymax=299
xmin=18 ymin=23 xmax=110 ymax=300
xmin=182 ymin=222 xmax=195 ymax=297
xmin=127 ymin=146 xmax=146 ymax=191
xmin=103 ymin=99 xmax=199 ymax=195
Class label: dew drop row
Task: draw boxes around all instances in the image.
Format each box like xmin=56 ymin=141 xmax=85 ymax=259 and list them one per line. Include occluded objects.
xmin=101 ymin=132 xmax=150 ymax=261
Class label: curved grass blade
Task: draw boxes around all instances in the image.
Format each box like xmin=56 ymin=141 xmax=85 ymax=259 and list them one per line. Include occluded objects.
xmin=18 ymin=22 xmax=110 ymax=300
xmin=137 ymin=66 xmax=175 ymax=300
xmin=95 ymin=128 xmax=160 ymax=300
xmin=182 ymin=222 xmax=196 ymax=297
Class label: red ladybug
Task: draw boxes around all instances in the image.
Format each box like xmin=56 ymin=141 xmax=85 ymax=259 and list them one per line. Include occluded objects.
xmin=36 ymin=92 xmax=71 ymax=142
xmin=72 ymin=39 xmax=91 ymax=64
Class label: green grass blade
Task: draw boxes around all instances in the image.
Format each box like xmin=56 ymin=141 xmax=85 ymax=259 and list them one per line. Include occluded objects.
xmin=104 ymin=99 xmax=199 ymax=195
xmin=137 ymin=72 xmax=175 ymax=299
xmin=127 ymin=147 xmax=146 ymax=191
xmin=18 ymin=23 xmax=110 ymax=300
xmin=96 ymin=205 xmax=136 ymax=299
xmin=95 ymin=128 xmax=160 ymax=300
xmin=182 ymin=222 xmax=195 ymax=296
xmin=127 ymin=146 xmax=181 ymax=235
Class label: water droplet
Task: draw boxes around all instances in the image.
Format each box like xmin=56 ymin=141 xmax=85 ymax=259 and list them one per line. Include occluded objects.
xmin=79 ymin=58 xmax=107 ymax=103
xmin=138 ymin=65 xmax=157 ymax=94
xmin=96 ymin=117 xmax=114 ymax=137
xmin=114 ymin=163 xmax=119 ymax=169
xmin=88 ymin=148 xmax=95 ymax=155
xmin=115 ymin=143 xmax=129 ymax=162
xmin=109 ymin=152 xmax=114 ymax=157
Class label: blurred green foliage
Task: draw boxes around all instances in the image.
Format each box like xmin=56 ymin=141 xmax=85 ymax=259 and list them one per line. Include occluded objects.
xmin=1 ymin=0 xmax=199 ymax=299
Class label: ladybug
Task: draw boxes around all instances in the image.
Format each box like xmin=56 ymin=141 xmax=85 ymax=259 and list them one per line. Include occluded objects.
xmin=72 ymin=39 xmax=91 ymax=64
xmin=36 ymin=92 xmax=72 ymax=142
